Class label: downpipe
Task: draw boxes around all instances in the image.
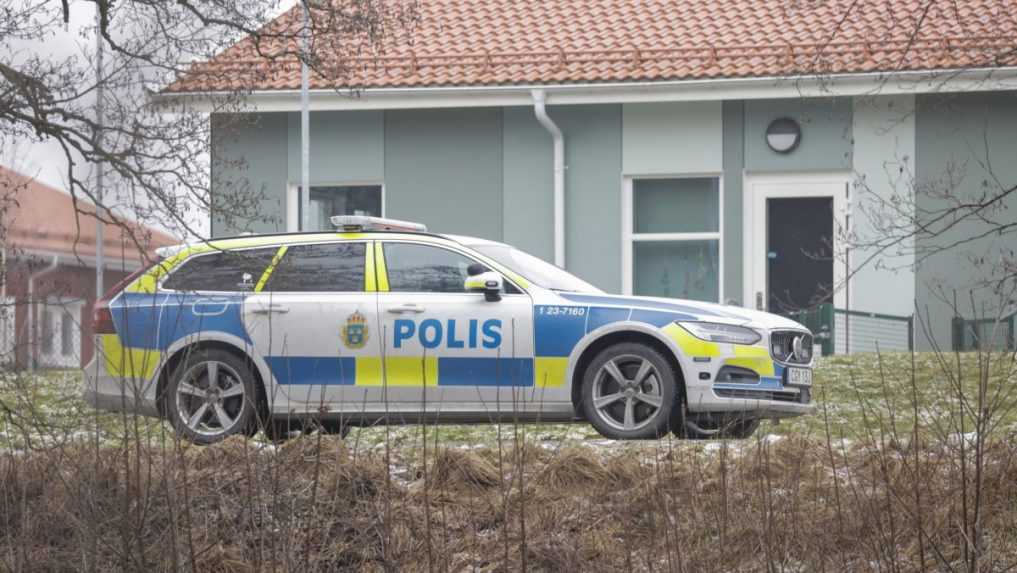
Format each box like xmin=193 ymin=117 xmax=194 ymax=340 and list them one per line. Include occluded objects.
xmin=531 ymin=89 xmax=566 ymax=268
xmin=27 ymin=255 xmax=60 ymax=372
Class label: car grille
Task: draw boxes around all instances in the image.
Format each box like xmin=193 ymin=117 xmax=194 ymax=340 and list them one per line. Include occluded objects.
xmin=715 ymin=388 xmax=811 ymax=404
xmin=770 ymin=330 xmax=813 ymax=364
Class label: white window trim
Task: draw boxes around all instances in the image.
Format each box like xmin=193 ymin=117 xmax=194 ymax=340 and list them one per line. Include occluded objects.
xmin=286 ymin=181 xmax=386 ymax=232
xmin=621 ymin=174 xmax=724 ymax=303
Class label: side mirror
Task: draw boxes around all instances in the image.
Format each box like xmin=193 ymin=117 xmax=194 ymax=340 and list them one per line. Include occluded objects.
xmin=464 ymin=271 xmax=503 ymax=302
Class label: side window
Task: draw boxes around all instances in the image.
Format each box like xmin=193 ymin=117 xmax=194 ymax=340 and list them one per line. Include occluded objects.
xmin=383 ymin=243 xmax=520 ymax=294
xmin=163 ymin=248 xmax=278 ymax=292
xmin=264 ymin=242 xmax=365 ymax=292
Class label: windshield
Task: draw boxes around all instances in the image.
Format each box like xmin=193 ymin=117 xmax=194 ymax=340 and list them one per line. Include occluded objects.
xmin=471 ymin=244 xmax=602 ymax=293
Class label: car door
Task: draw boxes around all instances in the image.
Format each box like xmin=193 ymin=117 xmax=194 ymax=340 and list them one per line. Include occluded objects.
xmin=242 ymin=240 xmax=381 ymax=413
xmin=374 ymin=240 xmax=536 ymax=416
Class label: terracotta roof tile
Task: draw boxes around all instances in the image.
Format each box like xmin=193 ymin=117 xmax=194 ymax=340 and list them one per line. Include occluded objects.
xmin=0 ymin=166 xmax=178 ymax=263
xmin=165 ymin=0 xmax=1017 ymax=93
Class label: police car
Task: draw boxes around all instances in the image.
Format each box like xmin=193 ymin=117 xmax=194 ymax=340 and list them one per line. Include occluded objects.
xmin=84 ymin=216 xmax=814 ymax=444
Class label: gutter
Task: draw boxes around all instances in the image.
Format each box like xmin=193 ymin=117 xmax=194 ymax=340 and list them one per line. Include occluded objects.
xmin=27 ymin=255 xmax=60 ymax=372
xmin=150 ymin=67 xmax=1017 ymax=112
xmin=531 ymin=89 xmax=566 ymax=268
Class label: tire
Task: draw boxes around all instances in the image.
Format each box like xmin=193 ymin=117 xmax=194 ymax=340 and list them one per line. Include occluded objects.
xmin=165 ymin=348 xmax=260 ymax=445
xmin=581 ymin=342 xmax=679 ymax=440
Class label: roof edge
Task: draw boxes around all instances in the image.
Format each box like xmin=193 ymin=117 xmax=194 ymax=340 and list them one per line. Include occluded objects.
xmin=151 ymin=67 xmax=1017 ymax=112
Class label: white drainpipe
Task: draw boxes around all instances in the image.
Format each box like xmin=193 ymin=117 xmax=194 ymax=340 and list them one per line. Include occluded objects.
xmin=531 ymin=89 xmax=566 ymax=268
xmin=27 ymin=255 xmax=60 ymax=372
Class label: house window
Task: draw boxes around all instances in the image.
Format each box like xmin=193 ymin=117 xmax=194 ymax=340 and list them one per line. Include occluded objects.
xmin=60 ymin=311 xmax=74 ymax=356
xmin=623 ymin=177 xmax=723 ymax=303
xmin=40 ymin=308 xmax=53 ymax=355
xmin=288 ymin=185 xmax=383 ymax=231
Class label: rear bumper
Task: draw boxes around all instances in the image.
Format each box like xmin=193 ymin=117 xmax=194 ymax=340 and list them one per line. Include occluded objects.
xmin=81 ymin=357 xmax=160 ymax=417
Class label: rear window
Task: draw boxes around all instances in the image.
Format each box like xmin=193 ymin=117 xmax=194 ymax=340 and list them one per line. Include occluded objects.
xmin=262 ymin=242 xmax=366 ymax=292
xmin=162 ymin=248 xmax=279 ymax=292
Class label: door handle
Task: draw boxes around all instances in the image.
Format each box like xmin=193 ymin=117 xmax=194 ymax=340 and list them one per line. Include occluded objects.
xmin=251 ymin=303 xmax=290 ymax=315
xmin=387 ymin=304 xmax=425 ymax=315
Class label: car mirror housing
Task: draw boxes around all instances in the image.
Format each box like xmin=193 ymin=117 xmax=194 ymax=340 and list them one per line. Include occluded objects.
xmin=464 ymin=271 xmax=503 ymax=302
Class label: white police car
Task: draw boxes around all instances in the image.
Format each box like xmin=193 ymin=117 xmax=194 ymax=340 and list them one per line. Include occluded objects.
xmin=84 ymin=216 xmax=814 ymax=444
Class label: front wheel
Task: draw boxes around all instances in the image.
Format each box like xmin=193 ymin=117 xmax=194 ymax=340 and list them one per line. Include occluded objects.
xmin=165 ymin=349 xmax=259 ymax=445
xmin=581 ymin=343 xmax=679 ymax=440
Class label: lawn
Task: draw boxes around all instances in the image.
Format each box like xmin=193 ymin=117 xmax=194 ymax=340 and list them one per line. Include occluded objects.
xmin=2 ymin=351 xmax=1014 ymax=452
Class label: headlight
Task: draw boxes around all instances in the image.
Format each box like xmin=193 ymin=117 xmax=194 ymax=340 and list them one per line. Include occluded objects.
xmin=676 ymin=321 xmax=761 ymax=345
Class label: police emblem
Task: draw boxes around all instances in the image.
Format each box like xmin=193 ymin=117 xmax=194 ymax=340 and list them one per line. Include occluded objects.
xmin=342 ymin=310 xmax=369 ymax=349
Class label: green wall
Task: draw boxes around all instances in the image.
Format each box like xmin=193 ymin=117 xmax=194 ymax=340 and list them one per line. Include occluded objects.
xmin=555 ymin=105 xmax=623 ymax=292
xmin=210 ymin=113 xmax=289 ymax=236
xmin=286 ymin=111 xmax=384 ymax=184
xmin=915 ymin=92 xmax=1017 ymax=350
xmin=722 ymin=101 xmax=745 ymax=305
xmin=744 ymin=98 xmax=853 ymax=172
xmin=502 ymin=107 xmax=554 ymax=262
xmin=384 ymin=108 xmax=504 ymax=240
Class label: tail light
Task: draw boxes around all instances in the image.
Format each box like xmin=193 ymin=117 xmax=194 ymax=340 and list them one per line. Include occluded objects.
xmin=92 ymin=258 xmax=160 ymax=335
xmin=93 ymin=302 xmax=116 ymax=334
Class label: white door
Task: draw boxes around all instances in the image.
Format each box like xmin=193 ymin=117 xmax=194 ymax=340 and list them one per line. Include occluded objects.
xmin=743 ymin=173 xmax=850 ymax=313
xmin=243 ymin=241 xmax=381 ymax=411
xmin=375 ymin=241 xmax=536 ymax=414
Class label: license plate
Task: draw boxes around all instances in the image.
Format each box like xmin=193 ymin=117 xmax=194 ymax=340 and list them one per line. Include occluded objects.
xmin=786 ymin=367 xmax=813 ymax=386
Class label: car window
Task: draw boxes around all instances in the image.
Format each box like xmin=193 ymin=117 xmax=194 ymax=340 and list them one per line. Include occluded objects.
xmin=162 ymin=248 xmax=278 ymax=292
xmin=264 ymin=242 xmax=365 ymax=292
xmin=383 ymin=243 xmax=520 ymax=294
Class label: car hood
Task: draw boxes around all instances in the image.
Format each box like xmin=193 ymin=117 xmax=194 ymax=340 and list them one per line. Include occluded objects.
xmin=556 ymin=293 xmax=809 ymax=332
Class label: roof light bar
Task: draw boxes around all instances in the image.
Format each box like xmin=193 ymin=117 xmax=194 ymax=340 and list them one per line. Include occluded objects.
xmin=330 ymin=215 xmax=428 ymax=233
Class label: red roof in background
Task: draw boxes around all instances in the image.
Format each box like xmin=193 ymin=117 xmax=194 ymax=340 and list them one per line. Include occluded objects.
xmin=166 ymin=0 xmax=1017 ymax=93
xmin=1 ymin=166 xmax=178 ymax=265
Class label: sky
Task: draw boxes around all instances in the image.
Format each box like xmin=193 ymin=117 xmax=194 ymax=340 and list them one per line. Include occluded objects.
xmin=3 ymin=0 xmax=298 ymax=238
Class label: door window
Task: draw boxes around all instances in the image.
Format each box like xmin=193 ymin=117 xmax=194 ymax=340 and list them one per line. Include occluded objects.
xmin=383 ymin=243 xmax=477 ymax=293
xmin=163 ymin=248 xmax=278 ymax=292
xmin=264 ymin=242 xmax=366 ymax=292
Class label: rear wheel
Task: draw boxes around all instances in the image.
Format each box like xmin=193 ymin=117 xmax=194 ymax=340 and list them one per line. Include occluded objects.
xmin=581 ymin=343 xmax=678 ymax=440
xmin=165 ymin=349 xmax=259 ymax=445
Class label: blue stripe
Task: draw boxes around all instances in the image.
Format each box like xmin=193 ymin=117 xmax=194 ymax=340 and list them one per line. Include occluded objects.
xmin=558 ymin=293 xmax=711 ymax=318
xmin=586 ymin=307 xmax=629 ymax=333
xmin=156 ymin=292 xmax=251 ymax=350
xmin=437 ymin=357 xmax=534 ymax=387
xmin=534 ymin=306 xmax=588 ymax=357
xmin=267 ymin=356 xmax=356 ymax=385
xmin=110 ymin=292 xmax=169 ymax=350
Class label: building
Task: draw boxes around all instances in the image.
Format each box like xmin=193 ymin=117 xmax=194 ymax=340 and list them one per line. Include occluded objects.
xmin=0 ymin=166 xmax=178 ymax=369
xmin=158 ymin=0 xmax=1017 ymax=353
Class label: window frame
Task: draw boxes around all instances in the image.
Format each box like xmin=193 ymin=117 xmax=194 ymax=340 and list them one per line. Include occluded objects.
xmin=286 ymin=182 xmax=385 ymax=232
xmin=159 ymin=245 xmax=283 ymax=294
xmin=621 ymin=174 xmax=725 ymax=303
xmin=377 ymin=240 xmax=527 ymax=296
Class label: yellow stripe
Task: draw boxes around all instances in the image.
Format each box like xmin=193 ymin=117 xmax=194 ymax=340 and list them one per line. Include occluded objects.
xmin=355 ymin=356 xmax=438 ymax=386
xmin=535 ymin=357 xmax=569 ymax=388
xmin=375 ymin=243 xmax=390 ymax=292
xmin=365 ymin=242 xmax=378 ymax=292
xmin=254 ymin=245 xmax=288 ymax=292
xmin=727 ymin=345 xmax=776 ymax=376
xmin=661 ymin=323 xmax=721 ymax=357
xmin=100 ymin=334 xmax=160 ymax=379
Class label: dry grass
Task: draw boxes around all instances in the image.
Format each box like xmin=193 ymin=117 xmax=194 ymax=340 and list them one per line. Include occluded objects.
xmin=2 ymin=351 xmax=1016 ymax=571
xmin=1 ymin=429 xmax=1016 ymax=572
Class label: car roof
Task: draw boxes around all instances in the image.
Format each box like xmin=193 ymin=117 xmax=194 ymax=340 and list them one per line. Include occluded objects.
xmin=157 ymin=230 xmax=499 ymax=259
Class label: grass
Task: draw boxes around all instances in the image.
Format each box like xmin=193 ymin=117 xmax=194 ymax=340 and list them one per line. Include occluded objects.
xmin=2 ymin=351 xmax=1014 ymax=453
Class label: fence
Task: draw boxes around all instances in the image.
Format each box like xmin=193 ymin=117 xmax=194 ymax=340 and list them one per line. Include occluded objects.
xmin=952 ymin=313 xmax=1016 ymax=351
xmin=788 ymin=304 xmax=914 ymax=356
